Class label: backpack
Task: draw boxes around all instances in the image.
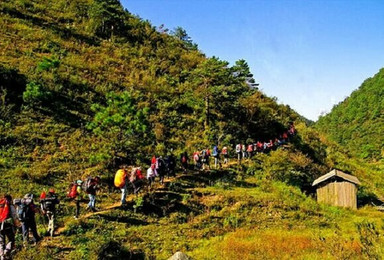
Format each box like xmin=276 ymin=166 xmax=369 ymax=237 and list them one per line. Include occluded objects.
xmin=0 ymin=198 xmax=10 ymax=223
xmin=41 ymin=196 xmax=57 ymax=212
xmin=68 ymin=183 xmax=78 ymax=199
xmin=114 ymin=169 xmax=127 ymax=188
xmin=147 ymin=167 xmax=156 ymax=178
xmin=82 ymin=177 xmax=93 ymax=193
xmin=168 ymin=155 xmax=175 ymax=167
xmin=157 ymin=158 xmax=164 ymax=169
xmin=17 ymin=197 xmax=32 ymax=222
xmin=40 ymin=191 xmax=46 ymax=200
xmin=129 ymin=169 xmax=137 ymax=183
xmin=136 ymin=169 xmax=144 ymax=180
xmin=212 ymin=146 xmax=218 ymax=157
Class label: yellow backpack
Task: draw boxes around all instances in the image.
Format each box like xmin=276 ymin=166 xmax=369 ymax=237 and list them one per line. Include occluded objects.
xmin=114 ymin=169 xmax=127 ymax=188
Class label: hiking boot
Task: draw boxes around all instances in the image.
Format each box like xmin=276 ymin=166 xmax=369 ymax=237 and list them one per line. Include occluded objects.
xmin=34 ymin=237 xmax=41 ymax=244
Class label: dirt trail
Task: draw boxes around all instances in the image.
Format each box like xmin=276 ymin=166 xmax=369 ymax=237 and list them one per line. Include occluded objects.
xmin=54 ymin=194 xmax=138 ymax=235
xmin=81 ymin=201 xmax=122 ymax=219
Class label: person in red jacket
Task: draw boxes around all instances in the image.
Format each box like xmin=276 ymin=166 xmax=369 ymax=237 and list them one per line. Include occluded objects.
xmin=256 ymin=141 xmax=263 ymax=153
xmin=0 ymin=194 xmax=19 ymax=258
xmin=247 ymin=144 xmax=254 ymax=158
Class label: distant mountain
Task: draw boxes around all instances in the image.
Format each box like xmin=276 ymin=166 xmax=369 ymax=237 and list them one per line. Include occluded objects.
xmin=316 ymin=68 xmax=384 ymax=161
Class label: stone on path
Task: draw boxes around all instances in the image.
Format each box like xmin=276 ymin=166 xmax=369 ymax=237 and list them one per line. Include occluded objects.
xmin=168 ymin=251 xmax=191 ymax=260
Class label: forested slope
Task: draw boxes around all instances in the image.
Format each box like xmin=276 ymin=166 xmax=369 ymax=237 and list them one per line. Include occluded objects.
xmin=316 ymin=68 xmax=384 ymax=161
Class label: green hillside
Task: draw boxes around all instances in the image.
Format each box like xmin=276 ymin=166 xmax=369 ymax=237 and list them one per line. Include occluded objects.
xmin=1 ymin=0 xmax=384 ymax=259
xmin=0 ymin=0 xmax=307 ymax=194
xmin=316 ymin=68 xmax=384 ymax=161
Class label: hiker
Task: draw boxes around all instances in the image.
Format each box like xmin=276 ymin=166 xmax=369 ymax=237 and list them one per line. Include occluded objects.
xmin=165 ymin=154 xmax=176 ymax=178
xmin=288 ymin=122 xmax=296 ymax=137
xmin=256 ymin=141 xmax=263 ymax=153
xmin=130 ymin=167 xmax=144 ymax=194
xmin=222 ymin=146 xmax=229 ymax=165
xmin=18 ymin=194 xmax=41 ymax=245
xmin=212 ymin=146 xmax=221 ymax=169
xmin=242 ymin=144 xmax=247 ymax=159
xmin=192 ymin=151 xmax=198 ymax=167
xmin=274 ymin=138 xmax=281 ymax=148
xmin=247 ymin=144 xmax=253 ymax=158
xmin=115 ymin=166 xmax=129 ymax=207
xmin=0 ymin=194 xmax=19 ymax=259
xmin=206 ymin=148 xmax=211 ymax=167
xmin=201 ymin=149 xmax=210 ymax=170
xmin=85 ymin=176 xmax=101 ymax=212
xmin=235 ymin=143 xmax=242 ymax=162
xmin=180 ymin=152 xmax=188 ymax=173
xmin=40 ymin=188 xmax=59 ymax=236
xmin=282 ymin=132 xmax=288 ymax=143
xmin=193 ymin=151 xmax=201 ymax=170
xmin=268 ymin=139 xmax=274 ymax=150
xmin=156 ymin=156 xmax=167 ymax=184
xmin=147 ymin=166 xmax=156 ymax=188
xmin=263 ymin=141 xmax=269 ymax=153
xmin=68 ymin=180 xmax=83 ymax=219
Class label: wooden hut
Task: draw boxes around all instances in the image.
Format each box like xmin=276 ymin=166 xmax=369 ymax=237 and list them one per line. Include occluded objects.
xmin=312 ymin=169 xmax=361 ymax=209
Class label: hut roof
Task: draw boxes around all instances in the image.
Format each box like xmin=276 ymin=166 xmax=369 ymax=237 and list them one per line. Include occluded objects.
xmin=312 ymin=169 xmax=361 ymax=186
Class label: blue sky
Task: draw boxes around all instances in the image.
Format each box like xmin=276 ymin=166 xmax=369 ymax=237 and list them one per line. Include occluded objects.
xmin=121 ymin=0 xmax=384 ymax=121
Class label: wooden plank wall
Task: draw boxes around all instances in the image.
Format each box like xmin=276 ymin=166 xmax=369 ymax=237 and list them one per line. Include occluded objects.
xmin=316 ymin=181 xmax=357 ymax=209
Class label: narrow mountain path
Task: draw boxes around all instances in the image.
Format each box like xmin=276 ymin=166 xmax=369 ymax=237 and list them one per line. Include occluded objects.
xmin=80 ymin=201 xmax=124 ymax=219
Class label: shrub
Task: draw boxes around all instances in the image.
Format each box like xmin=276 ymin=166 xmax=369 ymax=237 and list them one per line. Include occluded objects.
xmin=22 ymin=82 xmax=51 ymax=107
xmin=37 ymin=57 xmax=60 ymax=72
xmin=96 ymin=240 xmax=132 ymax=260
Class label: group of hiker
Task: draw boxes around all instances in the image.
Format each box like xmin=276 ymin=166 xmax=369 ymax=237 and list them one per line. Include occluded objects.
xmin=0 ymin=123 xmax=297 ymax=259
xmin=114 ymin=153 xmax=177 ymax=207
xmin=0 ymin=189 xmax=59 ymax=259
xmin=191 ymin=145 xmax=229 ymax=171
xmin=67 ymin=176 xmax=101 ymax=219
xmin=190 ymin=124 xmax=296 ymax=170
xmin=115 ymin=166 xmax=144 ymax=207
xmin=236 ymin=123 xmax=296 ymax=161
xmin=0 ymin=175 xmax=102 ymax=259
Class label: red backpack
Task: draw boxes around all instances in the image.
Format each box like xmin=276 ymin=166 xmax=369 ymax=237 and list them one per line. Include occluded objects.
xmin=68 ymin=183 xmax=78 ymax=199
xmin=136 ymin=169 xmax=144 ymax=180
xmin=0 ymin=198 xmax=10 ymax=223
xmin=40 ymin=191 xmax=46 ymax=199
